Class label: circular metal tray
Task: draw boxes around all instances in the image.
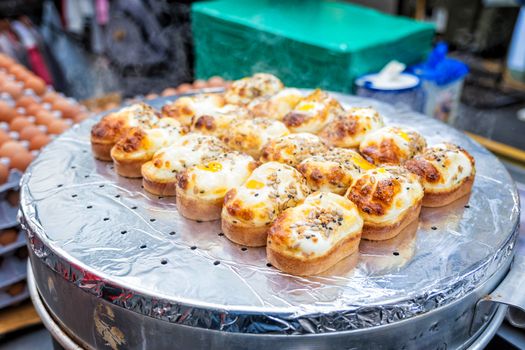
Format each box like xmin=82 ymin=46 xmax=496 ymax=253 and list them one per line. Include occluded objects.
xmin=19 ymin=93 xmax=520 ymax=335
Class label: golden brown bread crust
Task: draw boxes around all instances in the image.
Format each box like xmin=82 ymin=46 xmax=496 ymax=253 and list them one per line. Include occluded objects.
xmin=420 ymin=176 xmax=474 ymax=207
xmin=91 ymin=141 xmax=114 ymax=161
xmin=175 ymin=186 xmax=223 ymax=221
xmin=360 ymin=200 xmax=421 ymax=241
xmin=222 ymin=219 xmax=269 ymax=247
xmin=142 ymin=177 xmax=177 ymax=196
xmin=266 ymin=231 xmax=360 ymax=276
xmin=112 ymin=158 xmax=145 ymax=178
xmin=319 ymin=116 xmax=358 ymax=146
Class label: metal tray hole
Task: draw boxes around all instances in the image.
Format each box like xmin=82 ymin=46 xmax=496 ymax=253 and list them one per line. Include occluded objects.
xmin=84 ymin=175 xmax=89 ymax=178
xmin=393 ymin=252 xmax=400 ymax=256
xmin=86 ymin=205 xmax=92 ymax=209
xmin=140 ymin=244 xmax=147 ymax=249
xmin=115 ymin=194 xmax=120 ymax=198
xmin=131 ymin=206 xmax=138 ymax=210
xmin=213 ymin=261 xmax=220 ymax=266
xmin=57 ymin=184 xmax=63 ymax=188
xmin=121 ymin=230 xmax=127 ymax=235
xmin=71 ymin=194 xmax=77 ymax=198
xmin=158 ymin=196 xmax=164 ymax=199
xmin=464 ymin=205 xmax=470 ymax=208
xmin=161 ymin=259 xmax=168 ymax=265
xmin=190 ymin=246 xmax=197 ymax=250
xmin=266 ymin=263 xmax=272 ymax=267
xmin=241 ymin=247 xmax=247 ymax=251
xmin=169 ymin=231 xmax=176 ymax=236
xmin=218 ymin=232 xmax=224 ymax=237
xmin=103 ymin=217 xmax=110 ymax=221
xmin=150 ymin=218 xmax=156 ymax=222
xmin=431 ymin=226 xmax=437 ymax=230
xmin=71 ymin=166 xmax=76 ymax=169
xmin=99 ymin=185 xmax=105 ymax=188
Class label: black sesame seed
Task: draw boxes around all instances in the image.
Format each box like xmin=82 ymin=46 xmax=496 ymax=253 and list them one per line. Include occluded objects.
xmin=121 ymin=230 xmax=127 ymax=234
xmin=161 ymin=259 xmax=168 ymax=265
xmin=190 ymin=246 xmax=197 ymax=250
xmin=213 ymin=261 xmax=220 ymax=266
xmin=99 ymin=184 xmax=104 ymax=188
xmin=86 ymin=205 xmax=92 ymax=209
xmin=131 ymin=206 xmax=138 ymax=210
xmin=393 ymin=252 xmax=399 ymax=256
xmin=464 ymin=205 xmax=470 ymax=208
xmin=266 ymin=263 xmax=272 ymax=267
xmin=115 ymin=194 xmax=120 ymax=198
xmin=218 ymin=232 xmax=224 ymax=236
xmin=169 ymin=231 xmax=176 ymax=235
xmin=57 ymin=184 xmax=63 ymax=188
xmin=254 ymin=193 xmax=259 ymax=197
xmin=71 ymin=194 xmax=77 ymax=198
xmin=103 ymin=218 xmax=109 ymax=221
xmin=431 ymin=226 xmax=437 ymax=230
xmin=241 ymin=247 xmax=247 ymax=251
xmin=150 ymin=218 xmax=156 ymax=222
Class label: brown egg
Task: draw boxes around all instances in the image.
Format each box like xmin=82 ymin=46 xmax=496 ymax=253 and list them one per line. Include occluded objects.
xmin=15 ymin=95 xmax=38 ymax=109
xmin=9 ymin=150 xmax=33 ymax=171
xmin=25 ymin=103 xmax=42 ymax=116
xmin=161 ymin=88 xmax=177 ymax=97
xmin=0 ymin=129 xmax=11 ymax=145
xmin=61 ymin=102 xmax=80 ymax=119
xmin=208 ymin=76 xmax=225 ymax=87
xmin=0 ymin=162 xmax=8 ymax=185
xmin=20 ymin=125 xmax=43 ymax=140
xmin=192 ymin=79 xmax=208 ymax=89
xmin=0 ymin=54 xmax=14 ymax=68
xmin=1 ymin=81 xmax=23 ymax=99
xmin=47 ymin=119 xmax=69 ymax=134
xmin=35 ymin=110 xmax=55 ymax=125
xmin=176 ymin=83 xmax=192 ymax=94
xmin=29 ymin=133 xmax=50 ymax=150
xmin=9 ymin=65 xmax=30 ymax=81
xmin=73 ymin=112 xmax=89 ymax=123
xmin=0 ymin=101 xmax=16 ymax=122
xmin=41 ymin=91 xmax=61 ymax=104
xmin=0 ymin=228 xmax=18 ymax=245
xmin=24 ymin=76 xmax=46 ymax=95
xmin=0 ymin=141 xmax=26 ymax=158
xmin=9 ymin=116 xmax=33 ymax=132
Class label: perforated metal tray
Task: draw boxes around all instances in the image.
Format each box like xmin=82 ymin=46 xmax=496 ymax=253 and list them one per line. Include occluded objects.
xmin=19 ymin=93 xmax=520 ymax=335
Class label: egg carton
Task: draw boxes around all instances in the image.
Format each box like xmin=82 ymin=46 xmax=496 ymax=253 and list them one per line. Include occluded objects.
xmin=0 ymin=198 xmax=18 ymax=230
xmin=0 ymin=278 xmax=28 ymax=310
xmin=0 ymin=245 xmax=28 ymax=289
xmin=0 ymin=169 xmax=22 ymax=194
xmin=0 ymin=227 xmax=25 ymax=256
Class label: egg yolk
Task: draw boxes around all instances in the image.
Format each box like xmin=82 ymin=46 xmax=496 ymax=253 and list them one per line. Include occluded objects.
xmin=352 ymin=154 xmax=375 ymax=170
xmin=397 ymin=130 xmax=410 ymax=142
xmin=377 ymin=168 xmax=386 ymax=174
xmin=197 ymin=161 xmax=222 ymax=172
xmin=297 ymin=103 xmax=315 ymax=112
xmin=245 ymin=179 xmax=264 ymax=190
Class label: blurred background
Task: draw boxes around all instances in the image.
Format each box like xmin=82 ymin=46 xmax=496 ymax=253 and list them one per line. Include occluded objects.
xmin=0 ymin=0 xmax=523 ymax=349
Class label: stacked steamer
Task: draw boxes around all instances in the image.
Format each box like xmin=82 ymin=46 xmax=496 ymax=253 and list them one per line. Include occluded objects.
xmin=0 ymin=53 xmax=88 ymax=308
xmin=90 ymin=73 xmax=476 ymax=276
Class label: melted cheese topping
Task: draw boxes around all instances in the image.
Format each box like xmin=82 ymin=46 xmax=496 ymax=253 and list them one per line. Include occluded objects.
xmin=161 ymin=94 xmax=225 ymax=126
xmin=179 ymin=152 xmax=255 ymax=200
xmin=247 ymin=88 xmax=303 ymax=120
xmin=406 ymin=143 xmax=475 ymax=193
xmin=346 ymin=166 xmax=423 ymax=225
xmin=359 ymin=126 xmax=426 ymax=165
xmin=191 ymin=104 xmax=251 ymax=139
xmin=222 ymin=162 xmax=310 ymax=226
xmin=225 ymin=73 xmax=284 ymax=105
xmin=260 ymin=133 xmax=328 ymax=166
xmin=268 ymin=192 xmax=363 ymax=257
xmin=141 ymin=134 xmax=227 ymax=182
xmin=298 ymin=148 xmax=375 ymax=194
xmin=319 ymin=107 xmax=384 ymax=148
xmin=223 ymin=118 xmax=289 ymax=158
xmin=92 ymin=103 xmax=160 ymax=143
xmin=283 ymin=89 xmax=343 ymax=133
xmin=111 ymin=118 xmax=184 ymax=160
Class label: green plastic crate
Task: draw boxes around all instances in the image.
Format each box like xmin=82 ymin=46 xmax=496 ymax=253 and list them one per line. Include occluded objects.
xmin=192 ymin=0 xmax=435 ymax=92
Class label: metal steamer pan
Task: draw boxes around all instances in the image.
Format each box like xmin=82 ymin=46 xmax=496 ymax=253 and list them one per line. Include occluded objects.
xmin=20 ymin=92 xmax=524 ymax=350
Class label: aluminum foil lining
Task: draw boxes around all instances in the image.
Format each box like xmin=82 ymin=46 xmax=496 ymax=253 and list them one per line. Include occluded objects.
xmin=19 ymin=93 xmax=520 ymax=335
